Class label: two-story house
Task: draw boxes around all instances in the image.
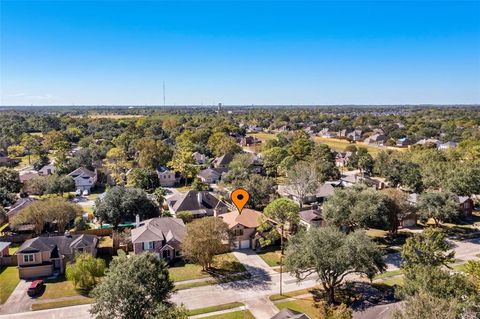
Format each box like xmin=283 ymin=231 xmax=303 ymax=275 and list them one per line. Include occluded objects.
xmin=131 ymin=217 xmax=186 ymax=261
xmin=15 ymin=234 xmax=98 ymax=279
xmin=68 ymin=167 xmax=97 ymax=192
xmin=156 ymin=166 xmax=177 ymax=187
xmin=219 ymin=208 xmax=262 ymax=249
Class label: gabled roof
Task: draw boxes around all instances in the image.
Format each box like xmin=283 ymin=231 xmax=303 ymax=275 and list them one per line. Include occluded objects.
xmin=0 ymin=242 xmax=11 ymax=251
xmin=131 ymin=217 xmax=186 ymax=246
xmin=198 ymin=168 xmax=224 ymax=180
xmin=68 ymin=167 xmax=96 ymax=178
xmin=299 ymin=209 xmax=323 ymax=223
xmin=316 ymin=183 xmax=335 ymax=198
xmin=213 ymin=153 xmax=234 ymax=167
xmin=7 ymin=197 xmax=35 ymax=218
xmin=220 ymin=209 xmax=262 ymax=229
xmin=271 ymin=308 xmax=310 ymax=319
xmin=16 ymin=234 xmax=97 ymax=256
xmin=167 ymin=190 xmax=227 ymax=214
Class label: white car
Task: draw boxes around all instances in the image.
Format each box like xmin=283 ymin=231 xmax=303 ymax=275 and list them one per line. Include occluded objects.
xmin=82 ymin=189 xmax=90 ymax=196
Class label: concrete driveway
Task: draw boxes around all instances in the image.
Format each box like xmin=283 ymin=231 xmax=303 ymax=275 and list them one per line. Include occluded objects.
xmin=0 ymin=280 xmax=34 ymax=314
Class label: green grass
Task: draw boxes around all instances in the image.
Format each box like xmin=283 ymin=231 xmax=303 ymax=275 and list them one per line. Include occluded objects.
xmin=0 ymin=223 xmax=8 ymax=232
xmin=0 ymin=266 xmax=20 ymax=304
xmin=270 ymin=287 xmax=320 ymax=301
xmin=174 ymin=273 xmax=251 ymax=291
xmin=373 ymin=269 xmax=403 ymax=280
xmin=169 ymin=253 xmax=245 ymax=282
xmin=8 ymin=244 xmax=19 ymax=255
xmin=38 ymin=278 xmax=86 ymax=300
xmin=275 ymin=298 xmax=321 ymax=319
xmin=98 ymin=236 xmax=113 ymax=248
xmin=31 ymin=298 xmax=93 ymax=311
xmin=188 ymin=302 xmax=243 ymax=316
xmin=378 ymin=276 xmax=404 ymax=287
xmin=256 ymin=246 xmax=282 ymax=267
xmin=366 ymin=228 xmax=388 ymax=239
xmin=200 ymin=310 xmax=255 ymax=319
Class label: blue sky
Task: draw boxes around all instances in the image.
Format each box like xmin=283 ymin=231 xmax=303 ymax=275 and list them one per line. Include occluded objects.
xmin=1 ymin=1 xmax=479 ymax=105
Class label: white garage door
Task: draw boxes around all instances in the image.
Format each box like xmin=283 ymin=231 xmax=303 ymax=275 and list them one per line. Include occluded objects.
xmin=240 ymin=240 xmax=251 ymax=249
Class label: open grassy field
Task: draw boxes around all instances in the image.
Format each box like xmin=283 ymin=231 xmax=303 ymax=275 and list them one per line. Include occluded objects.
xmin=247 ymin=132 xmax=399 ymax=155
xmin=0 ymin=266 xmax=20 ymax=304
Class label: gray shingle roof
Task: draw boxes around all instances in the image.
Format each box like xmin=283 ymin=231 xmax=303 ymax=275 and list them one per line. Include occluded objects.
xmin=131 ymin=217 xmax=185 ymax=249
xmin=167 ymin=191 xmax=227 ymax=214
xmin=16 ymin=234 xmax=97 ymax=256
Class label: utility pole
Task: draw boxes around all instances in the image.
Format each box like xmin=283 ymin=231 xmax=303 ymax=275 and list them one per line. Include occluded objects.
xmin=280 ymin=254 xmax=283 ymax=295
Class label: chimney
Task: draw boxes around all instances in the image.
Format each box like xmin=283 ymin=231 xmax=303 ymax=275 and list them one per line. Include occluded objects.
xmin=135 ymin=214 xmax=140 ymax=228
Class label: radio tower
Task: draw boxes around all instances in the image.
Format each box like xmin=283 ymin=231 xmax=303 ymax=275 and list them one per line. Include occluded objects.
xmin=163 ymin=81 xmax=166 ymax=106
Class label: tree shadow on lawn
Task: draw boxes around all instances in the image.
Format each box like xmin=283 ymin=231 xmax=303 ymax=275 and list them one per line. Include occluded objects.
xmin=214 ymin=266 xmax=272 ymax=291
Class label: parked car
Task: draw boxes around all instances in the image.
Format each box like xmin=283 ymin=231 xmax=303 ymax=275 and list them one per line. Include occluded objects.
xmin=27 ymin=280 xmax=45 ymax=297
xmin=75 ymin=189 xmax=82 ymax=196
xmin=82 ymin=189 xmax=89 ymax=196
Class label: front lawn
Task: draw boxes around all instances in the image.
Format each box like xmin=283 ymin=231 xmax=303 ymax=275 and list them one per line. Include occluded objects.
xmin=31 ymin=297 xmax=93 ymax=311
xmin=0 ymin=266 xmax=20 ymax=304
xmin=256 ymin=246 xmax=282 ymax=267
xmin=169 ymin=253 xmax=245 ymax=282
xmin=275 ymin=297 xmax=320 ymax=319
xmin=188 ymin=302 xmax=243 ymax=316
xmin=270 ymin=287 xmax=321 ymax=301
xmin=38 ymin=277 xmax=86 ymax=300
xmin=200 ymin=310 xmax=255 ymax=319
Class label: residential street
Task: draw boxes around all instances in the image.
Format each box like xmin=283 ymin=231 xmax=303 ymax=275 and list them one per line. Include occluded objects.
xmin=1 ymin=238 xmax=478 ymax=319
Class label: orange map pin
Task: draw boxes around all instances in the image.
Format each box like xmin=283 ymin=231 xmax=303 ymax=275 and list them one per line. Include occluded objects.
xmin=231 ymin=188 xmax=250 ymax=214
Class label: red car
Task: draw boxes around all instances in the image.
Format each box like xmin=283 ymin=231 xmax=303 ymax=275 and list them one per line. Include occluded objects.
xmin=27 ymin=280 xmax=45 ymax=297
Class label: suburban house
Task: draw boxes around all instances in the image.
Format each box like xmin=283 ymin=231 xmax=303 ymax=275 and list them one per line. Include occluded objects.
xmin=347 ymin=129 xmax=363 ymax=141
xmin=340 ymin=174 xmax=385 ymax=190
xmin=131 ymin=217 xmax=186 ymax=261
xmin=364 ymin=133 xmax=386 ymax=146
xmin=197 ymin=168 xmax=224 ymax=184
xmin=439 ymin=141 xmax=458 ymax=150
xmin=156 ymin=166 xmax=177 ymax=187
xmin=335 ymin=152 xmax=353 ymax=167
xmin=0 ymin=151 xmax=18 ymax=167
xmin=15 ymin=234 xmax=98 ymax=279
xmin=6 ymin=196 xmax=35 ymax=221
xmin=299 ymin=207 xmax=323 ymax=230
xmin=19 ymin=171 xmax=39 ymax=184
xmin=68 ymin=167 xmax=97 ymax=192
xmin=415 ymin=138 xmax=441 ymax=147
xmin=192 ymin=151 xmax=208 ymax=165
xmin=38 ymin=163 xmax=55 ymax=176
xmin=219 ymin=208 xmax=262 ymax=249
xmin=278 ymin=183 xmax=335 ymax=206
xmin=319 ymin=128 xmax=336 ymax=138
xmin=239 ymin=136 xmax=257 ymax=146
xmin=0 ymin=242 xmax=11 ymax=257
xmin=271 ymin=308 xmax=310 ymax=319
xmin=457 ymin=196 xmax=474 ymax=218
xmin=396 ymin=137 xmax=412 ymax=148
xmin=212 ymin=153 xmax=235 ymax=169
xmin=167 ymin=190 xmax=228 ymax=218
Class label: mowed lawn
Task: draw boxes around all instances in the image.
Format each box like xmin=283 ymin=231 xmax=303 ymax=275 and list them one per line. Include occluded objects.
xmin=169 ymin=253 xmax=246 ymax=282
xmin=200 ymin=310 xmax=255 ymax=319
xmin=275 ymin=297 xmax=321 ymax=319
xmin=38 ymin=278 xmax=86 ymax=300
xmin=0 ymin=266 xmax=20 ymax=304
xmin=256 ymin=247 xmax=282 ymax=267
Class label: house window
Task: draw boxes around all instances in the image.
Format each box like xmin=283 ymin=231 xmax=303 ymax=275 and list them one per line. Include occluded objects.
xmin=23 ymin=254 xmax=35 ymax=263
xmin=162 ymin=249 xmax=170 ymax=259
xmin=234 ymin=229 xmax=244 ymax=236
xmin=464 ymin=202 xmax=470 ymax=209
xmin=143 ymin=241 xmax=154 ymax=250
